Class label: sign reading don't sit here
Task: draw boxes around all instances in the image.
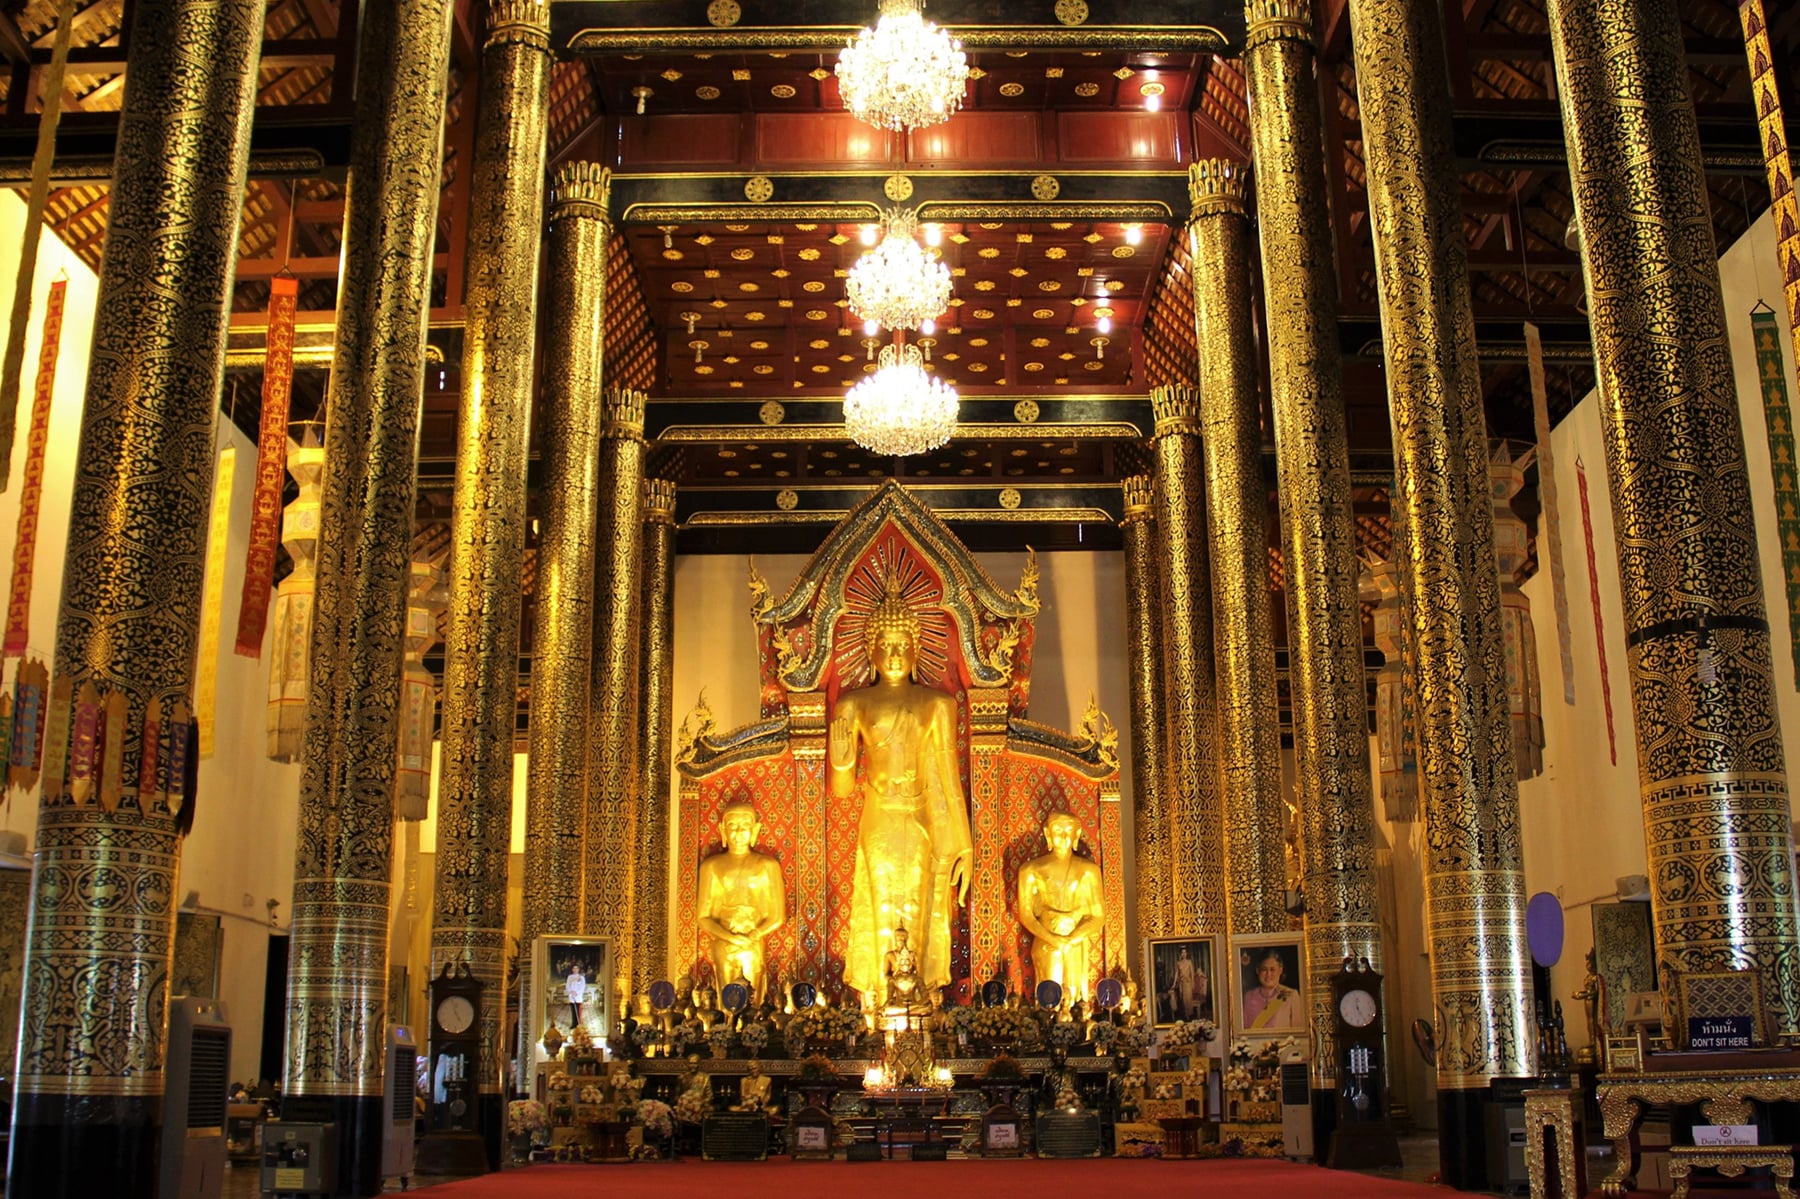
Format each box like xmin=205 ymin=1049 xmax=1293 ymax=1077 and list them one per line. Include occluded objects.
xmin=1688 ymin=1016 xmax=1754 ymax=1051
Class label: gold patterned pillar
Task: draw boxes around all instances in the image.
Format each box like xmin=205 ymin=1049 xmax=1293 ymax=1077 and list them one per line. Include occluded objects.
xmin=1189 ymin=160 xmax=1288 ymax=936
xmin=634 ymin=477 xmax=678 ymax=989
xmin=9 ymin=1 xmax=262 ymax=1194
xmin=1243 ymin=0 xmax=1382 ymax=1100
xmin=1349 ymin=0 xmax=1536 ymax=1173
xmin=1549 ymin=0 xmax=1800 ymax=1025
xmin=1119 ymin=475 xmax=1174 ymax=940
xmin=520 ymin=162 xmax=611 ymax=1070
xmin=284 ymin=5 xmax=453 ymax=1193
xmin=428 ymin=0 xmax=550 ymax=1152
xmin=581 ymin=387 xmax=646 ymax=980
xmin=1150 ymin=385 xmax=1225 ymax=938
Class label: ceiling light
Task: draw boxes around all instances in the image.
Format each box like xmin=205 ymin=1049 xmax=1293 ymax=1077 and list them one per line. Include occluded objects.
xmin=1096 ymin=315 xmax=1112 ymax=335
xmin=1125 ymin=224 xmax=1143 ymax=245
xmin=843 ymin=340 xmax=959 ymax=456
xmin=846 ymin=207 xmax=954 ymax=332
xmin=924 ymin=223 xmax=942 ymax=247
xmin=861 ymin=224 xmax=879 ymax=246
xmin=836 ymin=0 xmax=967 ymax=133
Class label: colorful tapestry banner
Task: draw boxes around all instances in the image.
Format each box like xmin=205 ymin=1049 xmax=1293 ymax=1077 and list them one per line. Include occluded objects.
xmin=2 ymin=279 xmax=64 ymax=657
xmin=1741 ymin=0 xmax=1800 ymax=374
xmin=236 ymin=274 xmax=297 ymax=658
xmin=1752 ymin=307 xmax=1800 ymax=686
xmin=1525 ymin=322 xmax=1576 ymax=705
xmin=1576 ymin=458 xmax=1618 ymax=766
xmin=197 ymin=446 xmax=235 ymax=758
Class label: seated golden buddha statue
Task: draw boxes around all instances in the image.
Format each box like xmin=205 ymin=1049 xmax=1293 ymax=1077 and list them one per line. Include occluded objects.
xmin=696 ymin=801 xmax=787 ymax=1006
xmin=828 ymin=576 xmax=974 ymax=1008
xmin=1017 ymin=812 xmax=1104 ymax=1006
xmin=883 ymin=924 xmax=928 ymax=1014
xmin=733 ymin=1061 xmax=774 ymax=1113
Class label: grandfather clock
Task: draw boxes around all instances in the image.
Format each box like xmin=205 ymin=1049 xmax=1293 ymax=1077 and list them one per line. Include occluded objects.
xmin=1324 ymin=957 xmax=1404 ymax=1170
xmin=416 ymin=961 xmax=491 ymax=1174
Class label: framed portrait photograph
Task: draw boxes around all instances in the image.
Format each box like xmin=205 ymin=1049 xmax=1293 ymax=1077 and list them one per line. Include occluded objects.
xmin=529 ymin=935 xmax=613 ymax=1090
xmin=1144 ymin=935 xmax=1219 ymax=1027
xmin=1231 ymin=933 xmax=1306 ymax=1037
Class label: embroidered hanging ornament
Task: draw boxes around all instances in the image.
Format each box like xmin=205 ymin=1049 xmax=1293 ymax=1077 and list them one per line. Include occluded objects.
xmin=238 ymin=274 xmax=299 ymax=656
xmin=3 ymin=279 xmax=64 ymax=657
xmin=1491 ymin=444 xmax=1545 ymax=780
xmin=1525 ymin=322 xmax=1577 ymax=706
xmin=1740 ymin=0 xmax=1800 ymax=374
xmin=0 ymin=0 xmax=76 ymax=492
xmin=8 ymin=658 xmax=46 ymax=795
xmin=1360 ymin=554 xmax=1418 ymax=822
xmin=39 ymin=672 xmax=69 ymax=802
xmin=196 ymin=446 xmax=235 ymax=758
xmin=266 ymin=430 xmax=323 ymax=762
xmin=396 ymin=557 xmax=447 ymax=820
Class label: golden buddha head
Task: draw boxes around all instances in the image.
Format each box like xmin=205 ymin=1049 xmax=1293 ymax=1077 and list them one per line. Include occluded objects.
xmin=717 ymin=801 xmax=762 ymax=852
xmin=864 ymin=576 xmax=922 ymax=683
xmin=1044 ymin=812 xmax=1084 ymax=854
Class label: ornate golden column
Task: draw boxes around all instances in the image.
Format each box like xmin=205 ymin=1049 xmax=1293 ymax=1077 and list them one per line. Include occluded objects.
xmin=520 ymin=162 xmax=610 ymax=1064
xmin=1150 ymin=384 xmax=1225 ymax=937
xmin=634 ymin=476 xmax=679 ymax=989
xmin=1189 ymin=160 xmax=1287 ymax=936
xmin=1243 ymin=0 xmax=1382 ymax=1109
xmin=8 ymin=2 xmax=262 ymax=1194
xmin=284 ymin=4 xmax=452 ymax=1195
xmin=1548 ymin=0 xmax=1800 ymax=1023
xmin=1349 ymin=0 xmax=1535 ymax=1177
xmin=1120 ymin=474 xmax=1174 ymax=939
xmin=582 ymin=387 xmax=646 ymax=983
xmin=429 ymin=0 xmax=550 ymax=1155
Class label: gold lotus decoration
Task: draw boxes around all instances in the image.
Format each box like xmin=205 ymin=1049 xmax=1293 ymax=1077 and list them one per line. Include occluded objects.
xmin=836 ymin=0 xmax=967 ymax=133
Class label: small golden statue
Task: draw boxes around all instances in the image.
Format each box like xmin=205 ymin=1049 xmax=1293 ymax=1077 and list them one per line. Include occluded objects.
xmin=829 ymin=575 xmax=974 ymax=1006
xmin=883 ymin=924 xmax=926 ymax=1013
xmin=734 ymin=1061 xmax=774 ymax=1113
xmin=690 ymin=984 xmax=724 ymax=1034
xmin=696 ymin=801 xmax=788 ymax=1006
xmin=1017 ymin=812 xmax=1104 ymax=1005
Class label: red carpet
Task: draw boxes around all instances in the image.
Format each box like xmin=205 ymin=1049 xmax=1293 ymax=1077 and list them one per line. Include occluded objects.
xmin=413 ymin=1158 xmax=1442 ymax=1197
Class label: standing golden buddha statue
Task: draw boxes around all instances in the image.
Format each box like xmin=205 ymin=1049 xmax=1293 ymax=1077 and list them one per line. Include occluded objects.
xmin=829 ymin=578 xmax=974 ymax=1006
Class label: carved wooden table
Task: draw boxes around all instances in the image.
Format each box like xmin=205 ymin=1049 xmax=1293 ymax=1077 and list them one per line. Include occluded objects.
xmin=1597 ymin=1053 xmax=1800 ymax=1196
xmin=1668 ymin=1143 xmax=1794 ymax=1199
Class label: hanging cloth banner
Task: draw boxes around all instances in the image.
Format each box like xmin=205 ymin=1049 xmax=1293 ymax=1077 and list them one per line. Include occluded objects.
xmin=1751 ymin=306 xmax=1800 ymax=687
xmin=1525 ymin=323 xmax=1576 ymax=705
xmin=0 ymin=0 xmax=77 ymax=493
xmin=237 ymin=274 xmax=298 ymax=657
xmin=197 ymin=446 xmax=236 ymax=758
xmin=1576 ymin=459 xmax=1619 ymax=766
xmin=9 ymin=658 xmax=46 ymax=794
xmin=3 ymin=279 xmax=64 ymax=657
xmin=1741 ymin=0 xmax=1800 ymax=375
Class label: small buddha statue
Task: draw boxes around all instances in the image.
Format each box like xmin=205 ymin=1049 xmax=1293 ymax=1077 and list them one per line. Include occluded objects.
xmin=734 ymin=1061 xmax=774 ymax=1113
xmin=884 ymin=924 xmax=926 ymax=1012
xmin=541 ymin=1021 xmax=566 ymax=1061
xmin=691 ymin=984 xmax=725 ymax=1033
xmin=697 ymin=801 xmax=788 ymax=1006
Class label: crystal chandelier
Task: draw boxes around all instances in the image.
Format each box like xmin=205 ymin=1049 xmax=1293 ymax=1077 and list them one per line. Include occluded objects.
xmin=836 ymin=0 xmax=967 ymax=133
xmin=843 ymin=341 xmax=959 ymax=456
xmin=846 ymin=208 xmax=952 ymax=332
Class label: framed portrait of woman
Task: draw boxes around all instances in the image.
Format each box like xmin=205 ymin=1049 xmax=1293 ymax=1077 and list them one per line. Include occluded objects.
xmin=1144 ymin=935 xmax=1219 ymax=1027
xmin=1230 ymin=933 xmax=1306 ymax=1037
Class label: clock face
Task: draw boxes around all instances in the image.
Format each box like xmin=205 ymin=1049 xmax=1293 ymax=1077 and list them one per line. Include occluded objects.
xmin=437 ymin=995 xmax=476 ymax=1035
xmin=1339 ymin=988 xmax=1378 ymax=1028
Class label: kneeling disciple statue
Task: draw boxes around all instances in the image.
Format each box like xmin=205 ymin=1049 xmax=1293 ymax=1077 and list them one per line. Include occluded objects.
xmin=1017 ymin=812 xmax=1104 ymax=1006
xmin=696 ymin=801 xmax=788 ymax=1006
xmin=829 ymin=577 xmax=974 ymax=1007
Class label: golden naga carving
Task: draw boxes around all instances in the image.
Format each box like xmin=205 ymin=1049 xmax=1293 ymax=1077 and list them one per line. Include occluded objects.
xmin=695 ymin=801 xmax=787 ymax=1005
xmin=1078 ymin=693 xmax=1120 ymax=770
xmin=828 ymin=575 xmax=974 ymax=1003
xmin=675 ymin=689 xmax=715 ymax=765
xmin=747 ymin=558 xmax=773 ymax=622
xmin=1015 ymin=547 xmax=1041 ymax=614
xmin=1017 ymin=812 xmax=1104 ymax=1005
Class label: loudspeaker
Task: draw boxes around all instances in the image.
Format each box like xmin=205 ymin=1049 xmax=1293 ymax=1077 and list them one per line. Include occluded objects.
xmin=1615 ymin=875 xmax=1650 ymax=902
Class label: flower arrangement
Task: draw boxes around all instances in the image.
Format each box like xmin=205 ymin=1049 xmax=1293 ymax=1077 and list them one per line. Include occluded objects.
xmin=1112 ymin=1022 xmax=1149 ymax=1055
xmin=707 ymin=1027 xmax=734 ymax=1055
xmin=968 ymin=1005 xmax=1037 ymax=1044
xmin=1222 ymin=1065 xmax=1254 ymax=1092
xmin=740 ymin=1021 xmax=770 ymax=1053
xmin=1048 ymin=1020 xmax=1083 ymax=1049
xmin=1229 ymin=1038 xmax=1255 ymax=1063
xmin=976 ymin=1050 xmax=1024 ymax=1080
xmin=668 ymin=1020 xmax=703 ymax=1057
xmin=578 ymin=1085 xmax=604 ymax=1104
xmin=1090 ymin=1020 xmax=1119 ymax=1049
xmin=631 ymin=1022 xmax=660 ymax=1050
xmin=786 ymin=1004 xmax=862 ymax=1042
xmin=508 ymin=1099 xmax=548 ymax=1137
xmin=1165 ymin=1018 xmax=1217 ymax=1049
xmin=547 ymin=1070 xmax=573 ymax=1093
xmin=673 ymin=1087 xmax=713 ymax=1125
xmin=638 ymin=1098 xmax=673 ymax=1139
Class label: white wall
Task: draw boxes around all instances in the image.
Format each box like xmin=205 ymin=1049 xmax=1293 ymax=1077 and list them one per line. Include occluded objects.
xmin=0 ymin=189 xmax=304 ymax=1086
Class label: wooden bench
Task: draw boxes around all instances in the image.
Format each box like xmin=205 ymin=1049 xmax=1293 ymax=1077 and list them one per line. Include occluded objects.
xmin=1668 ymin=1143 xmax=1795 ymax=1199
